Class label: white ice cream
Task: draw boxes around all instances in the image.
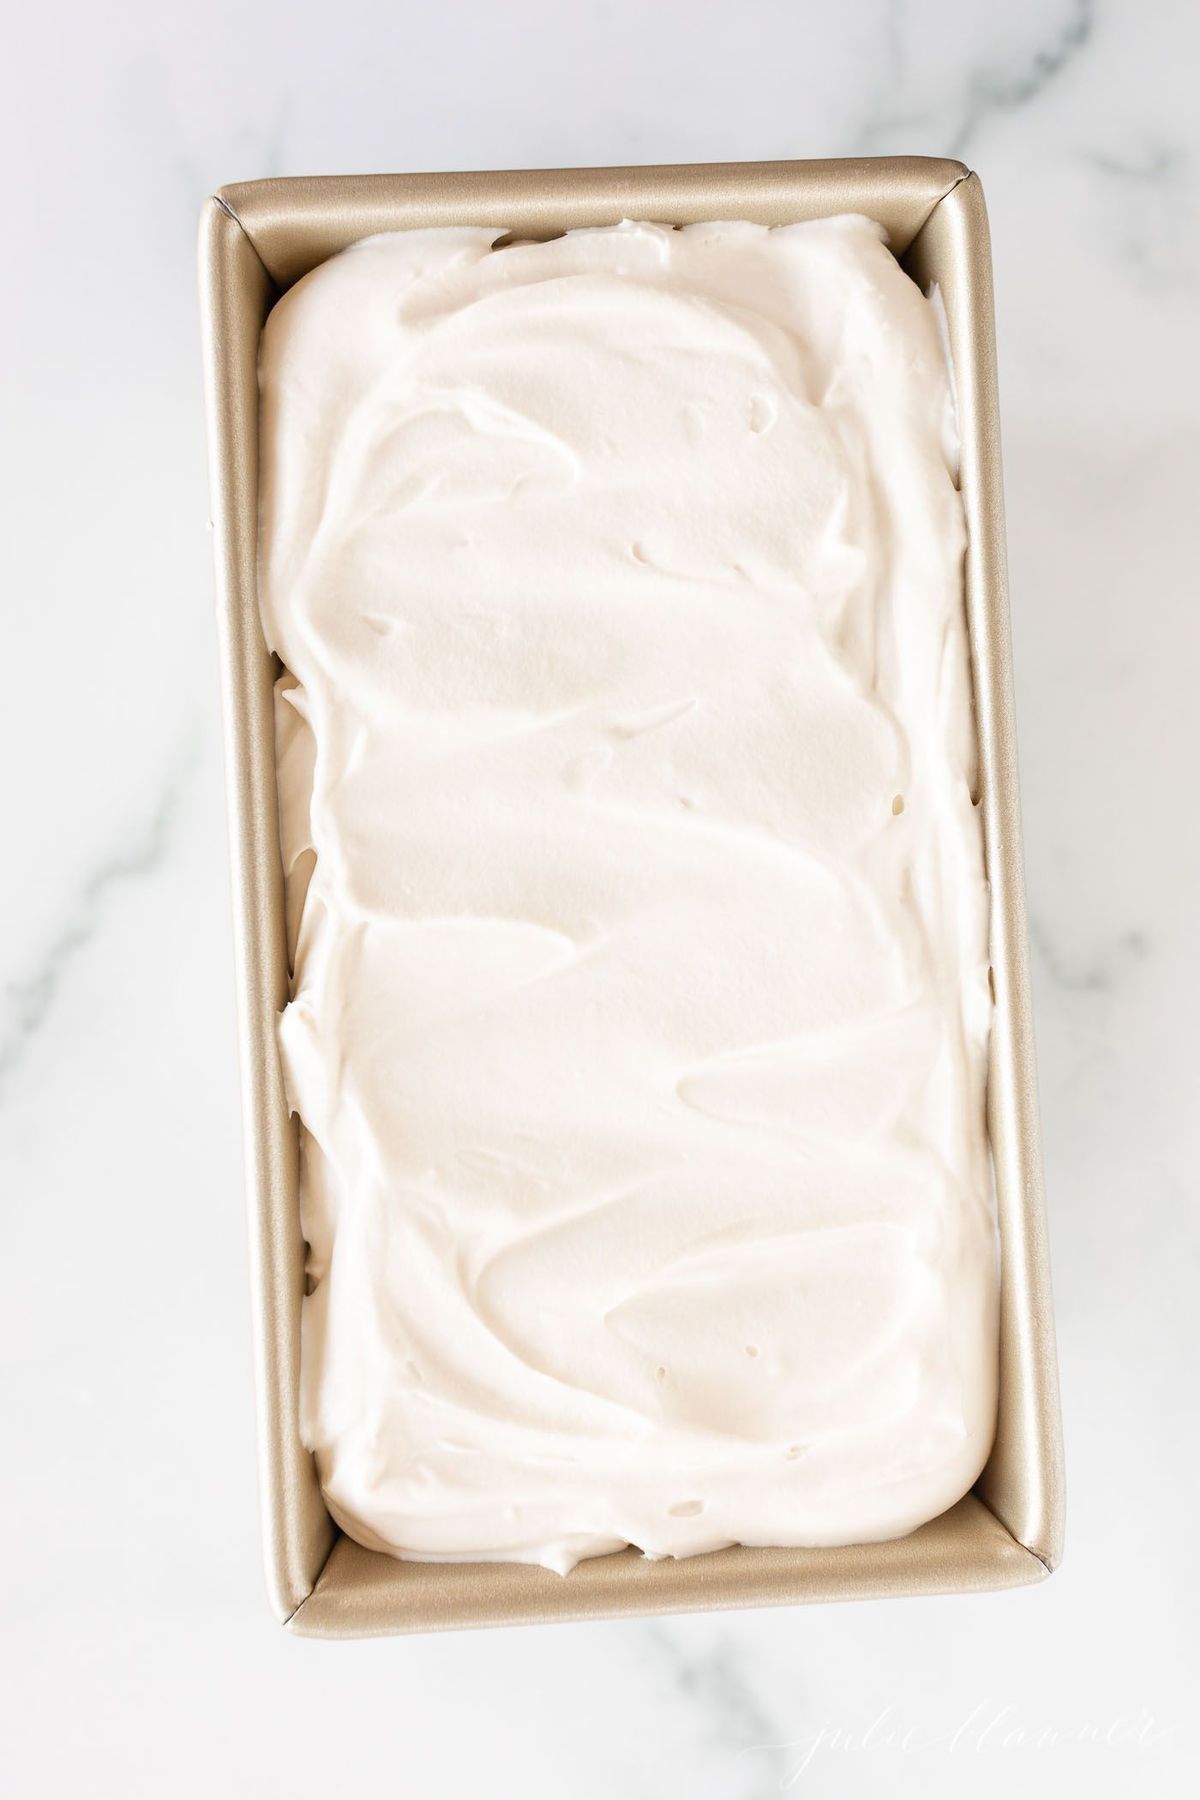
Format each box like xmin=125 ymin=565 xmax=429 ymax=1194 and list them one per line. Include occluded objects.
xmin=258 ymin=218 xmax=997 ymax=1575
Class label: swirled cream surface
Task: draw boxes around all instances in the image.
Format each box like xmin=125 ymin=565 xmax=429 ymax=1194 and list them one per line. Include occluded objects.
xmin=258 ymin=219 xmax=997 ymax=1575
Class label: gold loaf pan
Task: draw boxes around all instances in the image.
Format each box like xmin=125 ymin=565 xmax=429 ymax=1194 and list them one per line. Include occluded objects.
xmin=198 ymin=157 xmax=1064 ymax=1638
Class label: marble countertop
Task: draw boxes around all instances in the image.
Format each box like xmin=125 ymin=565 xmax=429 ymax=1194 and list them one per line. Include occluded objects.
xmin=3 ymin=1 xmax=1197 ymax=1794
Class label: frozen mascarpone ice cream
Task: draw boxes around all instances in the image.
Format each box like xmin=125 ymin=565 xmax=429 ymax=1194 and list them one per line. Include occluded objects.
xmin=258 ymin=218 xmax=997 ymax=1575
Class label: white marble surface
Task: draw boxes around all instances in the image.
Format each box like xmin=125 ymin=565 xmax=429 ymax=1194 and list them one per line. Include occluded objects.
xmin=2 ymin=1 xmax=1197 ymax=1794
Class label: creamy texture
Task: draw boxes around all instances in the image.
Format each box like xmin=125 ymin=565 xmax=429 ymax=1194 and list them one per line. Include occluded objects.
xmin=258 ymin=219 xmax=997 ymax=1575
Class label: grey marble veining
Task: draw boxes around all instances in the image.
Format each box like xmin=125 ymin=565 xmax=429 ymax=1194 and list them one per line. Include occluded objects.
xmin=1028 ymin=915 xmax=1149 ymax=998
xmin=949 ymin=0 xmax=1096 ymax=154
xmin=854 ymin=0 xmax=1097 ymax=156
xmin=641 ymin=1621 xmax=793 ymax=1798
xmin=0 ymin=730 xmax=199 ymax=1102
xmin=2 ymin=1 xmax=1197 ymax=1796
